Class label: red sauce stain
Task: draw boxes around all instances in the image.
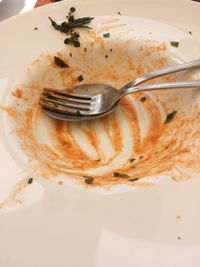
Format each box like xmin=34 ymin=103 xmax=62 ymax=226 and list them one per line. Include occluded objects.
xmin=12 ymin=88 xmax=22 ymax=98
xmin=4 ymin=35 xmax=199 ymax=188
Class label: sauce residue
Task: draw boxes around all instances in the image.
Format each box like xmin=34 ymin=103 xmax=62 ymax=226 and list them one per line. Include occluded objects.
xmin=3 ymin=33 xmax=200 ymax=188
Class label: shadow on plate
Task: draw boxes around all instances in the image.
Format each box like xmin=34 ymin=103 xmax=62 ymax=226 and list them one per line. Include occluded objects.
xmin=0 ymin=0 xmax=25 ymax=22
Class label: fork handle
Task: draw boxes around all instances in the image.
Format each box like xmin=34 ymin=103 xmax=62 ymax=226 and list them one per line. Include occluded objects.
xmin=118 ymin=80 xmax=200 ymax=97
xmin=121 ymin=58 xmax=200 ymax=91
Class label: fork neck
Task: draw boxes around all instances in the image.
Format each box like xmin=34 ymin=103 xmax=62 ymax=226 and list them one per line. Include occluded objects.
xmin=116 ymin=85 xmax=140 ymax=101
xmin=117 ymin=72 xmax=159 ymax=100
xmin=117 ymin=58 xmax=200 ymax=101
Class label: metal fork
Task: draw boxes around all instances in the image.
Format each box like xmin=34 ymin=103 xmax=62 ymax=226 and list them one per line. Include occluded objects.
xmin=40 ymin=58 xmax=200 ymax=121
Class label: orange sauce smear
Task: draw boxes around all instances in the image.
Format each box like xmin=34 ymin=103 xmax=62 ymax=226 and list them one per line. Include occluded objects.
xmin=3 ymin=35 xmax=200 ymax=188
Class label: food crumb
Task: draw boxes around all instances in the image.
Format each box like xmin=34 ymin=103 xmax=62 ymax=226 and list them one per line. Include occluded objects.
xmin=77 ymin=75 xmax=84 ymax=82
xmin=103 ymin=33 xmax=110 ymax=38
xmin=27 ymin=177 xmax=33 ymax=184
xmin=140 ymin=96 xmax=146 ymax=102
xmin=34 ymin=27 xmax=38 ymax=30
xmin=118 ymin=11 xmax=122 ymax=15
xmin=84 ymin=176 xmax=94 ymax=184
xmin=165 ymin=110 xmax=177 ymax=123
xmin=58 ymin=181 xmax=63 ymax=185
xmin=113 ymin=172 xmax=130 ymax=178
xmin=129 ymin=178 xmax=139 ymax=182
xmin=176 ymin=215 xmax=181 ymax=219
xmin=170 ymin=41 xmax=179 ymax=48
xmin=84 ymin=47 xmax=87 ymax=52
xmin=12 ymin=88 xmax=22 ymax=98
xmin=105 ymin=55 xmax=109 ymax=58
xmin=177 ymin=236 xmax=181 ymax=240
xmin=189 ymin=31 xmax=192 ymax=35
xmin=69 ymin=52 xmax=72 ymax=57
xmin=54 ymin=56 xmax=69 ymax=68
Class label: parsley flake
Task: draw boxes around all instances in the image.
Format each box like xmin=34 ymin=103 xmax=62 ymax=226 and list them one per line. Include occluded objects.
xmin=165 ymin=110 xmax=177 ymax=123
xmin=49 ymin=8 xmax=94 ymax=47
xmin=170 ymin=41 xmax=179 ymax=48
xmin=129 ymin=178 xmax=139 ymax=182
xmin=103 ymin=33 xmax=110 ymax=38
xmin=140 ymin=96 xmax=146 ymax=102
xmin=54 ymin=56 xmax=69 ymax=68
xmin=113 ymin=172 xmax=130 ymax=178
xmin=77 ymin=75 xmax=84 ymax=82
xmin=27 ymin=177 xmax=33 ymax=184
xmin=84 ymin=176 xmax=94 ymax=184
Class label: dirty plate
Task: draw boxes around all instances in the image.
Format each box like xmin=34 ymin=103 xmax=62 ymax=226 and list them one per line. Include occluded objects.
xmin=0 ymin=0 xmax=200 ymax=266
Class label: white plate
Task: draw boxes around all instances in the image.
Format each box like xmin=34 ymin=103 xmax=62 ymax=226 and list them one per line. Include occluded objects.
xmin=1 ymin=0 xmax=200 ymax=266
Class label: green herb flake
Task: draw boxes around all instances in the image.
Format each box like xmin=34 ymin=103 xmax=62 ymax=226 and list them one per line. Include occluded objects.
xmin=170 ymin=41 xmax=179 ymax=48
xmin=54 ymin=56 xmax=69 ymax=68
xmin=64 ymin=32 xmax=80 ymax=47
xmin=49 ymin=8 xmax=94 ymax=47
xmin=113 ymin=172 xmax=130 ymax=178
xmin=84 ymin=176 xmax=94 ymax=184
xmin=103 ymin=33 xmax=110 ymax=38
xmin=165 ymin=110 xmax=177 ymax=123
xmin=27 ymin=177 xmax=33 ymax=184
xmin=77 ymin=74 xmax=84 ymax=82
xmin=49 ymin=16 xmax=94 ymax=34
xmin=73 ymin=40 xmax=81 ymax=47
xmin=129 ymin=178 xmax=139 ymax=182
xmin=140 ymin=96 xmax=146 ymax=102
xmin=70 ymin=7 xmax=76 ymax=13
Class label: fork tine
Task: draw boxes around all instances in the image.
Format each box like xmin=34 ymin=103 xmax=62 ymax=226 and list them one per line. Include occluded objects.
xmin=40 ymin=95 xmax=91 ymax=110
xmin=42 ymin=91 xmax=91 ymax=104
xmin=39 ymin=99 xmax=82 ymax=115
xmin=44 ymin=88 xmax=93 ymax=100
